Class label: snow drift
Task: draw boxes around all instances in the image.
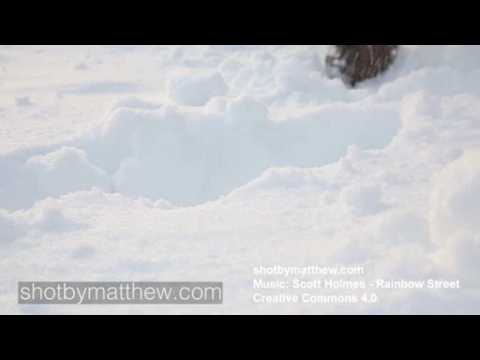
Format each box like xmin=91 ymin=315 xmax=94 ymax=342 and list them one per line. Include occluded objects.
xmin=1 ymin=45 xmax=480 ymax=314
xmin=0 ymin=94 xmax=399 ymax=209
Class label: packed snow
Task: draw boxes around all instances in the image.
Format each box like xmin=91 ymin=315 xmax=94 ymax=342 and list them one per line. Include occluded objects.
xmin=1 ymin=45 xmax=480 ymax=314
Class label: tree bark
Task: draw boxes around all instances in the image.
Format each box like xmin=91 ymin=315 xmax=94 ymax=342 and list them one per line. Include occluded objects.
xmin=326 ymin=45 xmax=399 ymax=87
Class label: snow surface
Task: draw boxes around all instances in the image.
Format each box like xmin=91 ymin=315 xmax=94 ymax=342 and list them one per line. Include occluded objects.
xmin=1 ymin=45 xmax=480 ymax=314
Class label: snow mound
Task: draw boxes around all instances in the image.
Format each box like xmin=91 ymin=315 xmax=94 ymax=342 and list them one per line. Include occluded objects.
xmin=430 ymin=150 xmax=480 ymax=285
xmin=0 ymin=210 xmax=23 ymax=243
xmin=168 ymin=71 xmax=228 ymax=106
xmin=0 ymin=90 xmax=399 ymax=210
xmin=0 ymin=199 xmax=85 ymax=245
xmin=25 ymin=202 xmax=86 ymax=233
xmin=340 ymin=183 xmax=387 ymax=216
xmin=430 ymin=150 xmax=480 ymax=240
xmin=0 ymin=86 xmax=400 ymax=210
xmin=25 ymin=147 xmax=111 ymax=200
xmin=84 ymin=96 xmax=398 ymax=206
